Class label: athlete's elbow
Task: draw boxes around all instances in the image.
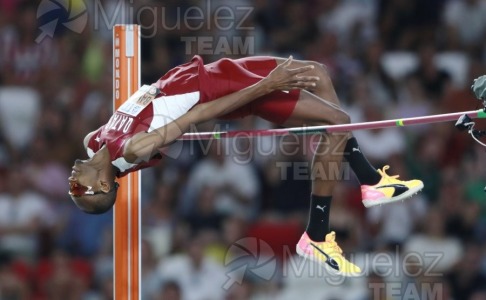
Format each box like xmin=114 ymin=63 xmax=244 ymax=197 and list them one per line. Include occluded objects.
xmin=122 ymin=140 xmax=139 ymax=163
xmin=123 ymin=134 xmax=151 ymax=163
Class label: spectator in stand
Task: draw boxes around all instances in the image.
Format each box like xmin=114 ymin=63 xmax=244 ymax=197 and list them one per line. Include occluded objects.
xmin=0 ymin=1 xmax=59 ymax=86
xmin=0 ymin=168 xmax=55 ymax=261
xmin=182 ymin=141 xmax=260 ymax=220
xmin=377 ymin=0 xmax=444 ymax=50
xmin=154 ymin=280 xmax=182 ymax=300
xmin=408 ymin=43 xmax=452 ymax=102
xmin=404 ymin=209 xmax=463 ymax=274
xmin=56 ymin=205 xmax=112 ymax=258
xmin=443 ymin=0 xmax=486 ymax=51
xmin=34 ymin=250 xmax=93 ymax=299
xmin=141 ymin=239 xmax=164 ymax=300
xmin=143 ymin=183 xmax=177 ymax=259
xmin=447 ymin=241 xmax=486 ymax=300
xmin=23 ymin=135 xmax=71 ymax=199
xmin=269 ymin=1 xmax=319 ymax=55
xmin=359 ymin=39 xmax=398 ymax=106
xmin=157 ymin=231 xmax=226 ymax=300
xmin=185 ymin=186 xmax=225 ymax=233
xmin=0 ymin=252 xmax=30 ymax=300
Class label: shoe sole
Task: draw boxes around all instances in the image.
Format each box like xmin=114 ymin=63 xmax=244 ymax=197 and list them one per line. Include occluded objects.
xmin=295 ymin=245 xmax=361 ymax=277
xmin=362 ymin=182 xmax=424 ymax=208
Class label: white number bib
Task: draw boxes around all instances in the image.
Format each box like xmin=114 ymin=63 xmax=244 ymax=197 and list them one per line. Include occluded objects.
xmin=117 ymin=85 xmax=160 ymax=117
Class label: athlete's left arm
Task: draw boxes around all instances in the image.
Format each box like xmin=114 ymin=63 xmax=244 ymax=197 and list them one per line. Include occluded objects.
xmin=123 ymin=80 xmax=270 ymax=163
xmin=123 ymin=111 xmax=198 ymax=163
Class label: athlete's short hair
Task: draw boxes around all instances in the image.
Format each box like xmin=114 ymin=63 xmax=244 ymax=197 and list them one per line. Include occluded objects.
xmin=71 ymin=188 xmax=118 ymax=214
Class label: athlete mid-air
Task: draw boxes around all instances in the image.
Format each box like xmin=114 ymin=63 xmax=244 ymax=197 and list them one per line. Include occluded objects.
xmin=68 ymin=55 xmax=423 ymax=276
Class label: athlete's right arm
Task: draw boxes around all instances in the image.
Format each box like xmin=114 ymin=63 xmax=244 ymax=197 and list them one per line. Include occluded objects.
xmin=123 ymin=57 xmax=319 ymax=163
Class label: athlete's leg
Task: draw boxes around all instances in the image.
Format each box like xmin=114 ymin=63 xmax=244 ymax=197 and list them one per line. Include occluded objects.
xmin=250 ymin=58 xmax=422 ymax=276
xmin=275 ymin=58 xmax=422 ymax=207
xmin=220 ymin=56 xmax=421 ymax=209
xmin=283 ymin=89 xmax=350 ymax=195
xmin=274 ymin=58 xmax=382 ymax=187
xmin=274 ymin=58 xmax=342 ymax=106
xmin=265 ymin=87 xmax=363 ymax=275
xmin=247 ymin=65 xmax=361 ymax=275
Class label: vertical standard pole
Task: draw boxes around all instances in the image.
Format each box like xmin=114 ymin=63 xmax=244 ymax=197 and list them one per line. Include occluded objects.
xmin=112 ymin=24 xmax=141 ymax=300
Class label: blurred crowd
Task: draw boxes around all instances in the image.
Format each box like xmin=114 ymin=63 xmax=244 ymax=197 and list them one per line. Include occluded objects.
xmin=0 ymin=0 xmax=486 ymax=299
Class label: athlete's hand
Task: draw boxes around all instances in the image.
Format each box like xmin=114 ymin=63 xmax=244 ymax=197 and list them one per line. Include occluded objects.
xmin=262 ymin=56 xmax=319 ymax=92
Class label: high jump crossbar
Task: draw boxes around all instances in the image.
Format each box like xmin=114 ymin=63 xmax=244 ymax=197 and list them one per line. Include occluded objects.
xmin=179 ymin=109 xmax=486 ymax=140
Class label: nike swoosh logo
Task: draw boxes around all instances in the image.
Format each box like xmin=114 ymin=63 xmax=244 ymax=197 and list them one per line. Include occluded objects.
xmin=376 ymin=184 xmax=409 ymax=197
xmin=310 ymin=243 xmax=340 ymax=271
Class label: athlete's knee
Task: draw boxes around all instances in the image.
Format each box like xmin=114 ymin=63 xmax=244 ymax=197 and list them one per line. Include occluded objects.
xmin=307 ymin=61 xmax=333 ymax=90
xmin=329 ymin=109 xmax=350 ymax=125
xmin=337 ymin=110 xmax=351 ymax=124
xmin=311 ymin=109 xmax=350 ymax=126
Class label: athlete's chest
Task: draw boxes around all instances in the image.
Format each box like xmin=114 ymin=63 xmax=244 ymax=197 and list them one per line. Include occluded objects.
xmin=103 ymin=106 xmax=154 ymax=136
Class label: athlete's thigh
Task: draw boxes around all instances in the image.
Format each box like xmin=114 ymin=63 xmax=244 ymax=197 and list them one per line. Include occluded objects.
xmin=282 ymin=90 xmax=349 ymax=127
xmin=231 ymin=56 xmax=278 ymax=77
xmin=250 ymin=88 xmax=348 ymax=127
xmin=221 ymin=57 xmax=344 ymax=125
xmin=215 ymin=56 xmax=282 ymax=121
xmin=274 ymin=57 xmax=341 ymax=107
xmin=248 ymin=88 xmax=301 ymax=125
xmin=274 ymin=57 xmax=320 ymax=70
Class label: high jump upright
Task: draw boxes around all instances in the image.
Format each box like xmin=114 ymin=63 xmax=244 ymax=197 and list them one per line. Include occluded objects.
xmin=112 ymin=24 xmax=141 ymax=300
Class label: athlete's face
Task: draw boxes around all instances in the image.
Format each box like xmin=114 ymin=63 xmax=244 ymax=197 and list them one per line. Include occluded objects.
xmin=68 ymin=159 xmax=101 ymax=195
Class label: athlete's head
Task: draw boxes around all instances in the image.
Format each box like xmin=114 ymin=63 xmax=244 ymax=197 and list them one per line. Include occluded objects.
xmin=69 ymin=159 xmax=118 ymax=214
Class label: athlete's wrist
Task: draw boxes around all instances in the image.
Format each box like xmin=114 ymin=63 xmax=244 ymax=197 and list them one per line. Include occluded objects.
xmin=257 ymin=77 xmax=275 ymax=94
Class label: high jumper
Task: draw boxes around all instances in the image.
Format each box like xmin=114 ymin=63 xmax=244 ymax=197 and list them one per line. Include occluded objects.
xmin=68 ymin=54 xmax=424 ymax=276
